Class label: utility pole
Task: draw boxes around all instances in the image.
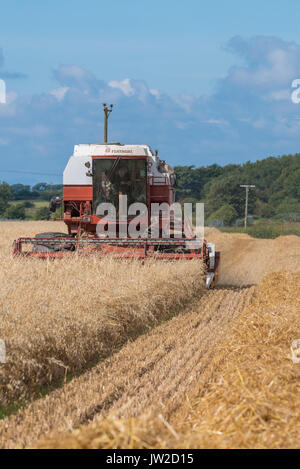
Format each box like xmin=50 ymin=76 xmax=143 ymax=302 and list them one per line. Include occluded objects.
xmin=240 ymin=185 xmax=255 ymax=229
xmin=102 ymin=103 xmax=114 ymax=143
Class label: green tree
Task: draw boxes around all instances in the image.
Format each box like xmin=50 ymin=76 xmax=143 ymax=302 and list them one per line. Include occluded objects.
xmin=174 ymin=153 xmax=300 ymax=220
xmin=282 ymin=168 xmax=300 ymax=200
xmin=208 ymin=204 xmax=238 ymax=226
xmin=34 ymin=206 xmax=51 ymax=220
xmin=204 ymin=175 xmax=256 ymax=218
xmin=276 ymin=197 xmax=300 ymax=214
xmin=174 ymin=164 xmax=223 ymax=201
xmin=32 ymin=182 xmax=49 ymax=192
xmin=0 ymin=182 xmax=13 ymax=216
xmin=10 ymin=184 xmax=32 ymax=200
xmin=256 ymin=200 xmax=275 ymax=218
xmin=4 ymin=203 xmax=26 ymax=220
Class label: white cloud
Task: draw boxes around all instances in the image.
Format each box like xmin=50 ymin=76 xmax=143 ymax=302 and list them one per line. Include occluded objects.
xmin=108 ymin=78 xmax=135 ymax=96
xmin=53 ymin=65 xmax=104 ymax=94
xmin=50 ymin=87 xmax=69 ymax=102
xmin=225 ymin=36 xmax=300 ymax=89
xmin=205 ymin=118 xmax=229 ymax=126
xmin=149 ymin=88 xmax=160 ymax=98
xmin=174 ymin=93 xmax=196 ymax=112
xmin=2 ymin=36 xmax=300 ymax=184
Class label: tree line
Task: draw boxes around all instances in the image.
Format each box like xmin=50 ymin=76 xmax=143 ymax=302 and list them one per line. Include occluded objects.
xmin=174 ymin=153 xmax=300 ymax=224
xmin=0 ymin=152 xmax=300 ymax=222
xmin=0 ymin=183 xmax=62 ymax=219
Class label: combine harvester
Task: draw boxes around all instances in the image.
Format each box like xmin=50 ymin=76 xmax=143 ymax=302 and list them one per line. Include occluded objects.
xmin=13 ymin=105 xmax=220 ymax=288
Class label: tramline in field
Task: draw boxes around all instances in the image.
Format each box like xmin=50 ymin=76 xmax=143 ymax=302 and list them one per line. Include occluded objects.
xmin=13 ymin=105 xmax=220 ymax=288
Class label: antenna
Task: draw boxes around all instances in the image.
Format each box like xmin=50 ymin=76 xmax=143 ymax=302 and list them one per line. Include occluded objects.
xmin=102 ymin=103 xmax=114 ymax=143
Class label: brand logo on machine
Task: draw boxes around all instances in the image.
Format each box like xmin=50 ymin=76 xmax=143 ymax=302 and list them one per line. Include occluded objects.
xmin=112 ymin=149 xmax=133 ymax=154
xmin=105 ymin=146 xmax=135 ymax=154
xmin=0 ymin=79 xmax=6 ymax=104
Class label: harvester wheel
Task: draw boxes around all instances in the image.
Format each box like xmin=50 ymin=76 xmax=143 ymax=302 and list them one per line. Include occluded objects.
xmin=33 ymin=232 xmax=75 ymax=253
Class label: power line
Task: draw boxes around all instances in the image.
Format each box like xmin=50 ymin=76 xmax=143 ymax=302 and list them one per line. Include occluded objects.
xmin=0 ymin=169 xmax=61 ymax=177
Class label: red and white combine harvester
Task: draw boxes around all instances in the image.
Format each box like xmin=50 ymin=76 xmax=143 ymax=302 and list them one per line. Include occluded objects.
xmin=13 ymin=105 xmax=220 ymax=288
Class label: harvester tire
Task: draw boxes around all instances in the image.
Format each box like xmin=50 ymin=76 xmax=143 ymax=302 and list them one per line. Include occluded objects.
xmin=33 ymin=232 xmax=75 ymax=253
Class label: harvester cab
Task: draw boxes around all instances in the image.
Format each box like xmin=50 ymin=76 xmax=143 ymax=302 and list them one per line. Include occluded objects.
xmin=13 ymin=105 xmax=220 ymax=289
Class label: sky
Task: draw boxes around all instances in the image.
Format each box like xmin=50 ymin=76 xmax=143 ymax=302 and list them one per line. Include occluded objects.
xmin=1 ymin=0 xmax=300 ymax=183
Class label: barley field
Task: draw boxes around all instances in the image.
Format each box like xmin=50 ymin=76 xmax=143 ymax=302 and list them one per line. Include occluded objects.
xmin=0 ymin=221 xmax=299 ymax=449
xmin=0 ymin=222 xmax=206 ymax=405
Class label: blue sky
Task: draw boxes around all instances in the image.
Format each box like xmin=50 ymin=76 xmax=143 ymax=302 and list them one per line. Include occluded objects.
xmin=1 ymin=0 xmax=300 ymax=183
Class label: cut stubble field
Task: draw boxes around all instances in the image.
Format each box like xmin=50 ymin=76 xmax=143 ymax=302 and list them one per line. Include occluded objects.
xmin=0 ymin=221 xmax=299 ymax=449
